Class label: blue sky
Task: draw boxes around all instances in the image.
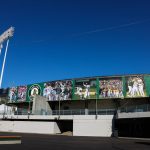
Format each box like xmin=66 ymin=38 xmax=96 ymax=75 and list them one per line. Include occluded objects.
xmin=0 ymin=0 xmax=150 ymax=88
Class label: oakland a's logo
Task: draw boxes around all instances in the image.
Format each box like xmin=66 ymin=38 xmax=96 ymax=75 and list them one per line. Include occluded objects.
xmin=28 ymin=84 xmax=41 ymax=100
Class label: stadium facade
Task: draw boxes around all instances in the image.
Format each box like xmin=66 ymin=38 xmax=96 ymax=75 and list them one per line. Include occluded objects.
xmin=0 ymin=74 xmax=150 ymax=137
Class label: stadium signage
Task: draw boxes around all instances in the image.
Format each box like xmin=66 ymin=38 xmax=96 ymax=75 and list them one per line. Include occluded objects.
xmin=7 ymin=74 xmax=150 ymax=102
xmin=28 ymin=84 xmax=41 ymax=100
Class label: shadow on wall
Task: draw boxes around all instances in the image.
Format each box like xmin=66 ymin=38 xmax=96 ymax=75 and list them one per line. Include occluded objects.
xmin=115 ymin=117 xmax=150 ymax=138
xmin=56 ymin=120 xmax=73 ymax=134
xmin=112 ymin=110 xmax=118 ymax=137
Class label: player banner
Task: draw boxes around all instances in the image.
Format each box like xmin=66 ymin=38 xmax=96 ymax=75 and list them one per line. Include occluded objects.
xmin=8 ymin=87 xmax=17 ymax=102
xmin=99 ymin=78 xmax=124 ymax=99
xmin=43 ymin=80 xmax=72 ymax=101
xmin=73 ymin=78 xmax=97 ymax=100
xmin=126 ymin=75 xmax=147 ymax=97
xmin=17 ymin=86 xmax=27 ymax=102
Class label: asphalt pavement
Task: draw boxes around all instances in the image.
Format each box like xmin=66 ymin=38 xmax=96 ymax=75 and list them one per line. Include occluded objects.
xmin=0 ymin=132 xmax=150 ymax=150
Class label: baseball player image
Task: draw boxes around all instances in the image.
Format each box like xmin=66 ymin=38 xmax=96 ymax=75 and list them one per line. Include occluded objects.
xmin=83 ymin=82 xmax=90 ymax=99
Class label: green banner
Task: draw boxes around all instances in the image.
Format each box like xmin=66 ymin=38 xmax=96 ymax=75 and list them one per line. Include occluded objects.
xmin=96 ymin=78 xmax=100 ymax=99
xmin=72 ymin=80 xmax=75 ymax=100
xmin=122 ymin=76 xmax=126 ymax=98
xmin=26 ymin=83 xmax=44 ymax=102
xmin=144 ymin=75 xmax=150 ymax=97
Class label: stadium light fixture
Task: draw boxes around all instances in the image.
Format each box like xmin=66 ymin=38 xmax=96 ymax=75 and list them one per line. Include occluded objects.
xmin=0 ymin=27 xmax=14 ymax=44
xmin=0 ymin=27 xmax=14 ymax=88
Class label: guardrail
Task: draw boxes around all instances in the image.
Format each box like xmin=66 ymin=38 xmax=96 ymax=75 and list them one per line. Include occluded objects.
xmin=119 ymin=104 xmax=150 ymax=113
xmin=2 ymin=108 xmax=116 ymax=116
xmin=2 ymin=104 xmax=150 ymax=118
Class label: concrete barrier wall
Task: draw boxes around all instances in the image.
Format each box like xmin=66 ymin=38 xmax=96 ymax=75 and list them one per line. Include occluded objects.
xmin=0 ymin=115 xmax=114 ymax=137
xmin=0 ymin=121 xmax=61 ymax=134
xmin=32 ymin=95 xmax=52 ymax=115
xmin=73 ymin=115 xmax=114 ymax=137
xmin=118 ymin=112 xmax=150 ymax=118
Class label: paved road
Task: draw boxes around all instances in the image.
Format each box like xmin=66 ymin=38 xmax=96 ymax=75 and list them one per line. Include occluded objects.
xmin=0 ymin=132 xmax=150 ymax=150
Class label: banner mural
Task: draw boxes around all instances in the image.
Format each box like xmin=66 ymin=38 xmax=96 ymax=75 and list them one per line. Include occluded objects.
xmin=126 ymin=75 xmax=147 ymax=97
xmin=27 ymin=83 xmax=43 ymax=101
xmin=7 ymin=74 xmax=150 ymax=103
xmin=43 ymin=80 xmax=72 ymax=101
xmin=8 ymin=87 xmax=17 ymax=102
xmin=99 ymin=78 xmax=124 ymax=98
xmin=17 ymin=86 xmax=27 ymax=101
xmin=74 ymin=78 xmax=96 ymax=100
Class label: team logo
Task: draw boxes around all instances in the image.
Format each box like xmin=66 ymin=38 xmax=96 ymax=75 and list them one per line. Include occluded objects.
xmin=28 ymin=84 xmax=41 ymax=100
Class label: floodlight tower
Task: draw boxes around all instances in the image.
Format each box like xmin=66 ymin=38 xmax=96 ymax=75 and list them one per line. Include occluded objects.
xmin=0 ymin=27 xmax=14 ymax=88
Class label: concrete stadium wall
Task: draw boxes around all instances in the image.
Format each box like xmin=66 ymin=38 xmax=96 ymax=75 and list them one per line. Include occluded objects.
xmin=0 ymin=121 xmax=61 ymax=134
xmin=0 ymin=115 xmax=114 ymax=137
xmin=118 ymin=111 xmax=150 ymax=118
xmin=32 ymin=95 xmax=52 ymax=115
xmin=73 ymin=115 xmax=114 ymax=137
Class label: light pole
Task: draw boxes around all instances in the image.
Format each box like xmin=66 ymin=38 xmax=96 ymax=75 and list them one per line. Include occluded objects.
xmin=95 ymin=91 xmax=98 ymax=119
xmin=0 ymin=27 xmax=14 ymax=88
xmin=58 ymin=99 xmax=60 ymax=119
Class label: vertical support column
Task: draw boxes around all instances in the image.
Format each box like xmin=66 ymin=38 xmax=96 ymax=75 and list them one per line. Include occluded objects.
xmin=3 ymin=102 xmax=6 ymax=119
xmin=72 ymin=80 xmax=75 ymax=100
xmin=85 ymin=100 xmax=88 ymax=115
xmin=58 ymin=99 xmax=60 ymax=118
xmin=95 ymin=78 xmax=99 ymax=118
xmin=32 ymin=96 xmax=36 ymax=114
xmin=122 ymin=76 xmax=126 ymax=98
xmin=144 ymin=75 xmax=150 ymax=97
xmin=28 ymin=101 xmax=31 ymax=119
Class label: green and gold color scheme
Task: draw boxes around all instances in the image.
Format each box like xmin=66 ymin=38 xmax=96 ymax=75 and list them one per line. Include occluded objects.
xmin=7 ymin=74 xmax=150 ymax=102
xmin=27 ymin=83 xmax=44 ymax=102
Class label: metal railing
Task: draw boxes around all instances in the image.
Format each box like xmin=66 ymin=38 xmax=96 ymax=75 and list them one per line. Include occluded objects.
xmin=2 ymin=104 xmax=150 ymax=117
xmin=33 ymin=109 xmax=115 ymax=115
xmin=119 ymin=104 xmax=150 ymax=113
xmin=3 ymin=108 xmax=116 ymax=116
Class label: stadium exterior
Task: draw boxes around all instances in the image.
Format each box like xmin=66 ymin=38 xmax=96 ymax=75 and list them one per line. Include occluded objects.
xmin=0 ymin=74 xmax=150 ymax=137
